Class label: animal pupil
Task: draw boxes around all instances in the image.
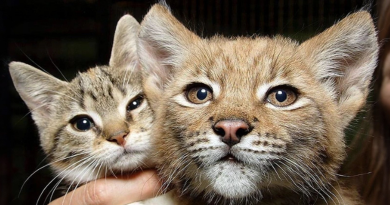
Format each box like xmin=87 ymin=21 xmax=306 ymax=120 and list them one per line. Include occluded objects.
xmin=275 ymin=90 xmax=287 ymax=102
xmin=197 ymin=88 xmax=208 ymax=100
xmin=75 ymin=117 xmax=92 ymax=131
xmin=128 ymin=97 xmax=143 ymax=110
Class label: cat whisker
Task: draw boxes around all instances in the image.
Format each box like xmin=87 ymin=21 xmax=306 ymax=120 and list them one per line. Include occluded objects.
xmin=19 ymin=151 xmax=88 ymax=198
xmin=48 ymin=179 xmax=63 ymax=204
xmin=59 ymin=158 xmax=102 ymax=205
xmin=16 ymin=102 xmax=54 ymax=124
xmin=90 ymin=161 xmax=105 ymax=201
xmin=46 ymin=49 xmax=69 ymax=82
xmin=40 ymin=89 xmax=80 ymax=102
xmin=15 ymin=44 xmax=50 ymax=75
xmin=66 ymin=158 xmax=101 ymax=205
xmin=67 ymin=88 xmax=83 ymax=100
xmin=108 ymin=166 xmax=117 ymax=178
xmin=36 ymin=155 xmax=95 ymax=205
xmin=125 ymin=64 xmax=135 ymax=87
xmin=122 ymin=63 xmax=134 ymax=88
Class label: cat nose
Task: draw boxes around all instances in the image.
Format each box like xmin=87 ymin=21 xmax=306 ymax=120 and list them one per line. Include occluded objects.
xmin=107 ymin=131 xmax=128 ymax=146
xmin=213 ymin=120 xmax=251 ymax=146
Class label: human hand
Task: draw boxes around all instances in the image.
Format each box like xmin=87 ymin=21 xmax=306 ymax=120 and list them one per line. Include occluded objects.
xmin=48 ymin=170 xmax=161 ymax=205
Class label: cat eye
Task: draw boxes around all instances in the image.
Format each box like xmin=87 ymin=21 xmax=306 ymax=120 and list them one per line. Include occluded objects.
xmin=127 ymin=95 xmax=144 ymax=111
xmin=186 ymin=84 xmax=213 ymax=104
xmin=71 ymin=116 xmax=95 ymax=132
xmin=266 ymin=86 xmax=298 ymax=107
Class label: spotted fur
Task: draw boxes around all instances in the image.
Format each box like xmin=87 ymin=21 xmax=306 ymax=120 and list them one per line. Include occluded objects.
xmin=138 ymin=4 xmax=378 ymax=205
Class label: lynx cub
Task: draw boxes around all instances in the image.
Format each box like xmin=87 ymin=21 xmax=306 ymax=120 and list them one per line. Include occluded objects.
xmin=138 ymin=4 xmax=378 ymax=205
xmin=9 ymin=15 xmax=156 ymax=202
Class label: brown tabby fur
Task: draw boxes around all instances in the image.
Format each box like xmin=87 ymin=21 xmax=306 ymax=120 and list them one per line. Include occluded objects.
xmin=9 ymin=15 xmax=156 ymax=202
xmin=138 ymin=4 xmax=378 ymax=205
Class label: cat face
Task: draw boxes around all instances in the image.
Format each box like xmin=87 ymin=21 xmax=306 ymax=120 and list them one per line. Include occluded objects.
xmin=138 ymin=5 xmax=377 ymax=203
xmin=9 ymin=15 xmax=154 ymax=184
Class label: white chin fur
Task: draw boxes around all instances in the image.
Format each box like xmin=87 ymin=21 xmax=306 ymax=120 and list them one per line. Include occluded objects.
xmin=111 ymin=152 xmax=150 ymax=171
xmin=55 ymin=165 xmax=99 ymax=184
xmin=204 ymin=161 xmax=261 ymax=198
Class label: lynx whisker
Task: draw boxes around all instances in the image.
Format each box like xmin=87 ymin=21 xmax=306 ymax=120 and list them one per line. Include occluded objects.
xmin=285 ymin=155 xmax=345 ymax=205
xmin=280 ymin=157 xmax=330 ymax=204
xmin=305 ymin=160 xmax=344 ymax=205
xmin=274 ymin=162 xmax=306 ymax=195
xmin=325 ymin=179 xmax=346 ymax=205
xmin=269 ymin=163 xmax=283 ymax=181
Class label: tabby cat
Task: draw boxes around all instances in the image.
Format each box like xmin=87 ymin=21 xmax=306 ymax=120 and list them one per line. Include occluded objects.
xmin=138 ymin=4 xmax=378 ymax=205
xmin=9 ymin=15 xmax=156 ymax=203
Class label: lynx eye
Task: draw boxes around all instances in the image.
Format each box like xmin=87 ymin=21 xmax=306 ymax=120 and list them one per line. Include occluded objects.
xmin=186 ymin=84 xmax=213 ymax=104
xmin=267 ymin=86 xmax=298 ymax=107
xmin=127 ymin=95 xmax=144 ymax=111
xmin=71 ymin=116 xmax=95 ymax=132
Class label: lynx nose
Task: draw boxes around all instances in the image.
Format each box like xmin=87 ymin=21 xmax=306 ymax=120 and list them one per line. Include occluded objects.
xmin=107 ymin=131 xmax=128 ymax=146
xmin=213 ymin=120 xmax=250 ymax=146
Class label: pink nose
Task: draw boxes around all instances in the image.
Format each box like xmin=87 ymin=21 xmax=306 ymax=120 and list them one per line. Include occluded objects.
xmin=107 ymin=131 xmax=128 ymax=146
xmin=213 ymin=120 xmax=250 ymax=146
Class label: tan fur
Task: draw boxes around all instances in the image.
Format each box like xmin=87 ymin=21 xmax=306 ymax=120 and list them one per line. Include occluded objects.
xmin=9 ymin=15 xmax=156 ymax=200
xmin=138 ymin=4 xmax=377 ymax=205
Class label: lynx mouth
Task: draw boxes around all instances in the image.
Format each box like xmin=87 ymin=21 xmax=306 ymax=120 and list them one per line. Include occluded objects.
xmin=221 ymin=154 xmax=240 ymax=163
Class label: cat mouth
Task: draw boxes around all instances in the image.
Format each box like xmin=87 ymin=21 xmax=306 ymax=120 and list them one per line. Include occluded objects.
xmin=123 ymin=150 xmax=143 ymax=155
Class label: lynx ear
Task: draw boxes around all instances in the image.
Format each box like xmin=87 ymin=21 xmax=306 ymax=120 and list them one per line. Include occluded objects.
xmin=300 ymin=11 xmax=378 ymax=127
xmin=137 ymin=4 xmax=200 ymax=105
xmin=109 ymin=14 xmax=140 ymax=69
xmin=9 ymin=62 xmax=67 ymax=129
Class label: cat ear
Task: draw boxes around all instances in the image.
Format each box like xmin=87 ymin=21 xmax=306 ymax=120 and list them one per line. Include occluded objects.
xmin=9 ymin=62 xmax=68 ymax=129
xmin=109 ymin=14 xmax=140 ymax=69
xmin=299 ymin=11 xmax=378 ymax=127
xmin=137 ymin=4 xmax=201 ymax=104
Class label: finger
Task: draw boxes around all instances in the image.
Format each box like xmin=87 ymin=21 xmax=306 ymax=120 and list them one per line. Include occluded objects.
xmin=49 ymin=170 xmax=162 ymax=205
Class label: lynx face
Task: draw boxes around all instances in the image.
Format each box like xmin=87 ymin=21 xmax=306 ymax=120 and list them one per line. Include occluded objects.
xmin=138 ymin=5 xmax=377 ymax=204
xmin=164 ymin=40 xmax=329 ymax=198
xmin=9 ymin=15 xmax=154 ymax=185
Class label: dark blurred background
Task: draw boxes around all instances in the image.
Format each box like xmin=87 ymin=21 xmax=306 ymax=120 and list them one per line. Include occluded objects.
xmin=0 ymin=0 xmax=371 ymax=204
